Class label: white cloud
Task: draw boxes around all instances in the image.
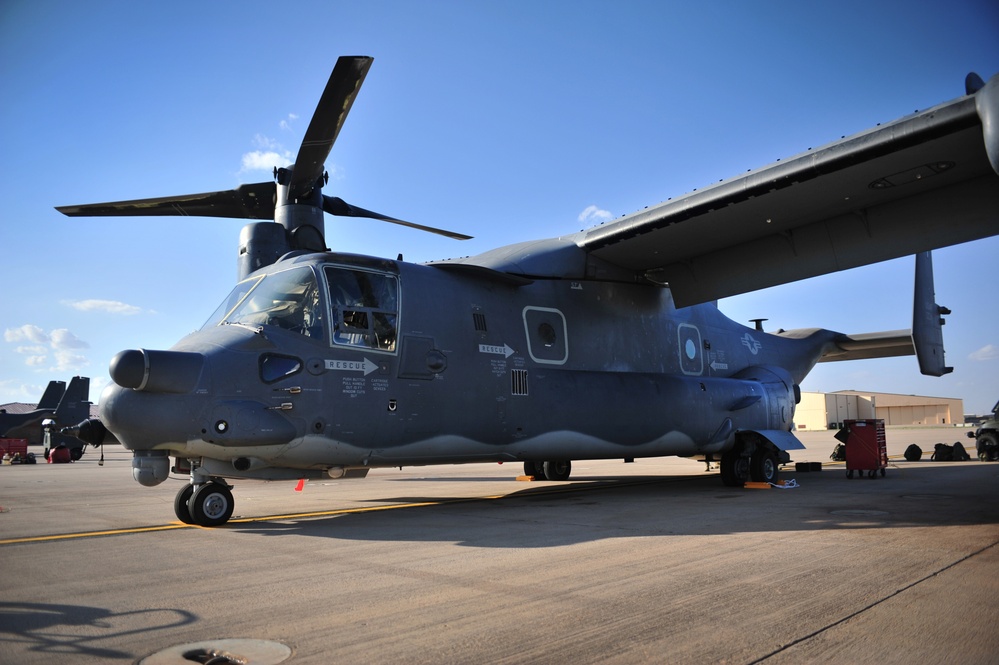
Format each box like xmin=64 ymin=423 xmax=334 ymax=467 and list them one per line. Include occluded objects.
xmin=4 ymin=325 xmax=90 ymax=372
xmin=0 ymin=379 xmax=46 ymax=402
xmin=253 ymin=133 xmax=282 ymax=150
xmin=578 ymin=204 xmax=613 ymax=225
xmin=5 ymin=324 xmax=49 ymax=345
xmin=50 ymin=329 xmax=89 ymax=350
xmin=52 ymin=349 xmax=89 ymax=372
xmin=969 ymin=344 xmax=998 ymax=361
xmin=240 ymin=132 xmax=295 ymax=173
xmin=15 ymin=345 xmax=47 ymax=355
xmin=279 ymin=113 xmax=299 ymax=132
xmin=64 ymin=299 xmax=143 ymax=315
xmin=241 ymin=149 xmax=292 ymax=172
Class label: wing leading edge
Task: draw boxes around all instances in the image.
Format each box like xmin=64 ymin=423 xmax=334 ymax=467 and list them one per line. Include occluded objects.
xmin=578 ymin=73 xmax=999 ymax=308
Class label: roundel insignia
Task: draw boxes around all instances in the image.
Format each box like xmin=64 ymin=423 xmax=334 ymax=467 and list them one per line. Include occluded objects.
xmin=677 ymin=323 xmax=703 ymax=375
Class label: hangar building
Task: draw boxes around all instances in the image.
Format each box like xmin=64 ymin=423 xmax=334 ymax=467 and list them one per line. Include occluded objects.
xmin=794 ymin=391 xmax=964 ymax=431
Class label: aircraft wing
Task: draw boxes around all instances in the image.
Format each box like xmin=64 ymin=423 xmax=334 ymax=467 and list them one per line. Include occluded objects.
xmin=578 ymin=73 xmax=999 ymax=308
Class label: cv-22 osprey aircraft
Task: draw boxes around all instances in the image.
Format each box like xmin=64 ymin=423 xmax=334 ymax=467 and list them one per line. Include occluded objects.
xmin=60 ymin=57 xmax=999 ymax=527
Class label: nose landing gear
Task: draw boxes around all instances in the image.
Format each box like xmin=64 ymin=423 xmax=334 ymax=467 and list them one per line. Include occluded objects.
xmin=174 ymin=478 xmax=235 ymax=527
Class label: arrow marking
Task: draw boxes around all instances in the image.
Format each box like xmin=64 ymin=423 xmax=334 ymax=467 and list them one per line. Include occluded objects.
xmin=326 ymin=358 xmax=379 ymax=376
xmin=479 ymin=343 xmax=514 ymax=358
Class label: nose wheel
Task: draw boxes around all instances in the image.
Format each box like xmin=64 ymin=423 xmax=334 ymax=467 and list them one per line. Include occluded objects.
xmin=174 ymin=481 xmax=235 ymax=527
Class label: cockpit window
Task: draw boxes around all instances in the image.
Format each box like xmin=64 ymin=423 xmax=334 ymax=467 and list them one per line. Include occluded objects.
xmin=325 ymin=266 xmax=398 ymax=352
xmin=203 ymin=268 xmax=325 ymax=340
xmin=202 ymin=276 xmax=263 ymax=330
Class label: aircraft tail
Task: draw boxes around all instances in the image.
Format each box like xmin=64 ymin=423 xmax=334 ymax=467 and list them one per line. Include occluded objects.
xmin=55 ymin=376 xmax=92 ymax=423
xmin=817 ymin=251 xmax=951 ymax=375
xmin=912 ymin=251 xmax=953 ymax=376
xmin=36 ymin=380 xmax=66 ymax=410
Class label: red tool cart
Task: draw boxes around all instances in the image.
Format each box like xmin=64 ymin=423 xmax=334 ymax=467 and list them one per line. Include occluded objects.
xmin=843 ymin=419 xmax=887 ymax=479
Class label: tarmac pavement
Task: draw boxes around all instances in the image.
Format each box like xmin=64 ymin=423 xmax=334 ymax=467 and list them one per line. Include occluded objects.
xmin=1 ymin=426 xmax=997 ymax=664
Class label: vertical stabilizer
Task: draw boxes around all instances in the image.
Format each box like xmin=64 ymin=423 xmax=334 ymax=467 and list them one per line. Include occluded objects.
xmin=36 ymin=380 xmax=66 ymax=410
xmin=912 ymin=252 xmax=953 ymax=376
xmin=55 ymin=376 xmax=92 ymax=423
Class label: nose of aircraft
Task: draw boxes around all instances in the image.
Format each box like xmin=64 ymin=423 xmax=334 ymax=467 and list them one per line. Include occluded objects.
xmin=101 ymin=345 xmax=300 ymax=458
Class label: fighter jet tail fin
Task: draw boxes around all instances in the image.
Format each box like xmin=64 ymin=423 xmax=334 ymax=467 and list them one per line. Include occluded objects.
xmin=55 ymin=376 xmax=92 ymax=422
xmin=36 ymin=380 xmax=66 ymax=410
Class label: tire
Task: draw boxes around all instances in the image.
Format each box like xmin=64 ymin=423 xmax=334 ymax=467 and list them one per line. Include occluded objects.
xmin=721 ymin=450 xmax=750 ymax=487
xmin=543 ymin=460 xmax=571 ymax=481
xmin=750 ymin=449 xmax=779 ymax=484
xmin=976 ymin=432 xmax=999 ymax=461
xmin=174 ymin=484 xmax=195 ymax=524
xmin=70 ymin=446 xmax=84 ymax=461
xmin=524 ymin=461 xmax=547 ymax=480
xmin=189 ymin=482 xmax=234 ymax=527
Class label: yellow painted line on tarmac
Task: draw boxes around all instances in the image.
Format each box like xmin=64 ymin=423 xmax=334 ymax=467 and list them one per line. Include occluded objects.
xmin=0 ymin=488 xmax=557 ymax=546
xmin=0 ymin=522 xmax=193 ymax=545
xmin=0 ymin=475 xmax=683 ymax=546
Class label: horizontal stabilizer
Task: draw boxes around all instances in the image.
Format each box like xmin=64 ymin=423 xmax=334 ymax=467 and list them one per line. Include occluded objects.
xmin=819 ymin=330 xmax=914 ymax=363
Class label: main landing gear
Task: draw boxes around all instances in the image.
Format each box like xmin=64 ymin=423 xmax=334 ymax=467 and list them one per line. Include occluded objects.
xmin=524 ymin=460 xmax=572 ymax=481
xmin=720 ymin=441 xmax=780 ymax=487
xmin=174 ymin=480 xmax=235 ymax=527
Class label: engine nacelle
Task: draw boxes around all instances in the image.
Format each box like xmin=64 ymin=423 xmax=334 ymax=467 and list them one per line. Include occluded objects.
xmin=238 ymin=222 xmax=290 ymax=281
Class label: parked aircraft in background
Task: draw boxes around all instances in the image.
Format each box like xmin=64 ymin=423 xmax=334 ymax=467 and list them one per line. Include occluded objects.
xmin=1 ymin=377 xmax=92 ymax=459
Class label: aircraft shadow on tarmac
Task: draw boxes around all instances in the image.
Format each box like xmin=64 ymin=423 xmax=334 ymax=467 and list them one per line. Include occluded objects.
xmin=232 ymin=463 xmax=999 ymax=548
xmin=0 ymin=601 xmax=196 ymax=660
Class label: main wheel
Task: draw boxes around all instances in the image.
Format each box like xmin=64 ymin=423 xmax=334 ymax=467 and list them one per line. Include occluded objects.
xmin=750 ymin=449 xmax=779 ymax=484
xmin=174 ymin=484 xmax=194 ymax=524
xmin=543 ymin=460 xmax=572 ymax=481
xmin=720 ymin=450 xmax=750 ymax=487
xmin=189 ymin=482 xmax=234 ymax=527
xmin=524 ymin=461 xmax=547 ymax=480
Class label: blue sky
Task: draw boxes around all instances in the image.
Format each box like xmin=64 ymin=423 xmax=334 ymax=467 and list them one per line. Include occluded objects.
xmin=1 ymin=0 xmax=997 ymax=414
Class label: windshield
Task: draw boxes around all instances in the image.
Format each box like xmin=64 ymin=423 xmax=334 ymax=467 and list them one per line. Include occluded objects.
xmin=202 ymin=267 xmax=325 ymax=340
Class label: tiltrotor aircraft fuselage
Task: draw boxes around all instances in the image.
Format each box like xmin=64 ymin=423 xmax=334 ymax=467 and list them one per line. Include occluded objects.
xmin=61 ymin=57 xmax=999 ymax=526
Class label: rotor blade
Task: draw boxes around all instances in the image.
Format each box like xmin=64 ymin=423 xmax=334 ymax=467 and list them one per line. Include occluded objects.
xmin=56 ymin=182 xmax=277 ymax=219
xmin=291 ymin=56 xmax=374 ymax=200
xmin=323 ymin=196 xmax=472 ymax=240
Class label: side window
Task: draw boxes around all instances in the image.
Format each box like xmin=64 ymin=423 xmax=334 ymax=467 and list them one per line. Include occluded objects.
xmin=325 ymin=266 xmax=399 ymax=352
